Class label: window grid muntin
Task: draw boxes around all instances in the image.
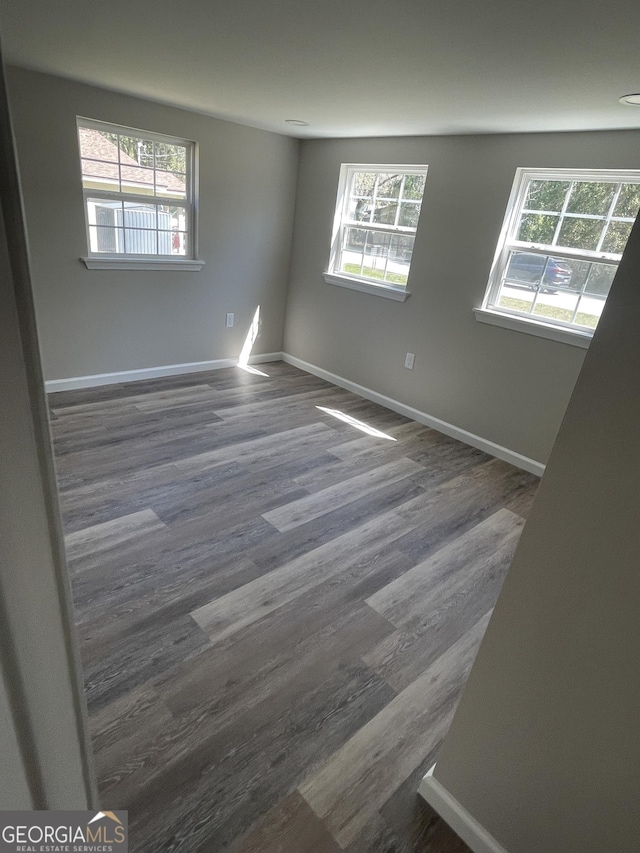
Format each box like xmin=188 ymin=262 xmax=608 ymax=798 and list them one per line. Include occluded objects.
xmin=78 ymin=118 xmax=195 ymax=259
xmin=486 ymin=168 xmax=640 ymax=334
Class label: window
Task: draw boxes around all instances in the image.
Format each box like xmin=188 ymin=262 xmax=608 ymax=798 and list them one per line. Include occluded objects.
xmin=324 ymin=164 xmax=428 ymax=301
xmin=478 ymin=168 xmax=640 ymax=344
xmin=77 ymin=118 xmax=203 ymax=270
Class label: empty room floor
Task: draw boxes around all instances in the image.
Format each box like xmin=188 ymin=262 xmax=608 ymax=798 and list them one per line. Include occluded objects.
xmin=49 ymin=361 xmax=538 ymax=852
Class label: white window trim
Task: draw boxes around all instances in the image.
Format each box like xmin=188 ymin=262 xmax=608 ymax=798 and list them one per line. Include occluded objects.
xmin=77 ymin=117 xmax=203 ymax=270
xmin=479 ymin=167 xmax=640 ymax=342
xmin=474 ymin=307 xmax=591 ymax=348
xmin=323 ymin=271 xmax=410 ymax=301
xmin=326 ymin=163 xmax=427 ymax=298
xmin=81 ymin=256 xmax=205 ymax=271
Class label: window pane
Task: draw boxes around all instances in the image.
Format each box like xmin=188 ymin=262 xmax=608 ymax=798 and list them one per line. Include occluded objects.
xmin=155 ymin=171 xmax=187 ymax=199
xmin=81 ymin=158 xmax=119 ymax=186
xmin=78 ymin=127 xmax=119 ymax=162
xmin=614 ymin=183 xmax=640 ymax=218
xmin=524 ymin=180 xmax=570 ymax=212
xmin=557 ymin=217 xmax=603 ymax=251
xmin=566 ymin=181 xmax=616 ymax=216
xmin=384 ymin=234 xmax=414 ymax=285
xmin=89 ymin=225 xmax=124 ymax=254
xmin=376 ymin=173 xmax=402 ymax=199
xmin=124 ymin=229 xmax=158 ymax=254
xmin=373 ymin=201 xmax=397 ymax=224
xmin=516 ymin=213 xmax=558 ymax=244
xmin=574 ymin=294 xmax=605 ymax=328
xmin=154 ymin=141 xmax=186 ymax=174
xmin=398 ymin=202 xmax=420 ymax=228
xmin=352 ymin=172 xmax=376 ymax=198
xmin=157 ymin=204 xmax=187 ymax=230
xmin=86 ymin=198 xmax=122 ymax=227
xmin=118 ymin=135 xmax=150 ymax=166
xmin=532 ymin=290 xmax=579 ymax=324
xmin=497 ymin=288 xmax=535 ymax=314
xmin=583 ymin=263 xmax=617 ymax=297
xmin=557 ymin=258 xmax=590 ymax=291
xmin=122 ymin=201 xmax=158 ymax=229
xmin=347 ymin=198 xmax=372 ymax=222
xmin=362 ymin=231 xmax=392 ymax=279
xmin=119 ymin=164 xmax=155 ymax=194
xmin=503 ymin=251 xmax=572 ymax=291
xmin=159 ymin=231 xmax=187 ymax=255
xmin=340 ymin=227 xmax=368 ymax=275
xmin=340 ymin=227 xmax=408 ymax=284
xmin=601 ymin=220 xmax=633 ymax=254
xmin=402 ymin=174 xmax=426 ymax=200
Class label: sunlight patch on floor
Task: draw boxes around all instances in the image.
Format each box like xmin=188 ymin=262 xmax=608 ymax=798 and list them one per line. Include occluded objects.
xmin=316 ymin=406 xmax=397 ymax=440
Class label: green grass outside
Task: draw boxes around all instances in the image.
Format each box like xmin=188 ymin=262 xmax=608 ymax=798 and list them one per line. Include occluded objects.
xmin=343 ymin=263 xmax=408 ymax=286
xmin=498 ymin=296 xmax=598 ymax=329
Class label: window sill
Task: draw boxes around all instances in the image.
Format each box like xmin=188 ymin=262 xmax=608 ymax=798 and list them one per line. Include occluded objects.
xmin=323 ymin=272 xmax=410 ymax=302
xmin=474 ymin=307 xmax=592 ymax=349
xmin=81 ymin=257 xmax=206 ymax=271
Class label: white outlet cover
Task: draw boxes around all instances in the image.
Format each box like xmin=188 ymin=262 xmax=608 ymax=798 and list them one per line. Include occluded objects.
xmin=405 ymin=352 xmax=415 ymax=369
xmin=225 ymin=313 xmax=234 ymax=327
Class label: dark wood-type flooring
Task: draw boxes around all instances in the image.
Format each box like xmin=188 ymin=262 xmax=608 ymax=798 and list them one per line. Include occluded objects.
xmin=49 ymin=361 xmax=539 ymax=852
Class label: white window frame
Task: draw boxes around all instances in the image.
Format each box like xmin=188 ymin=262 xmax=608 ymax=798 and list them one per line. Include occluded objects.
xmin=77 ymin=117 xmax=204 ymax=271
xmin=476 ymin=167 xmax=640 ymax=346
xmin=324 ymin=163 xmax=428 ymax=302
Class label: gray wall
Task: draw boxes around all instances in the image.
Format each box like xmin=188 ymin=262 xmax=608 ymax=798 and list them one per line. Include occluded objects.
xmin=6 ymin=67 xmax=299 ymax=380
xmin=284 ymin=131 xmax=640 ymax=464
xmin=430 ymin=207 xmax=640 ymax=853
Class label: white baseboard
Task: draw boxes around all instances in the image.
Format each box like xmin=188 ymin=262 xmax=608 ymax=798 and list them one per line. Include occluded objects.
xmin=44 ymin=352 xmax=284 ymax=393
xmin=281 ymin=353 xmax=545 ymax=477
xmin=419 ymin=765 xmax=509 ymax=853
xmin=46 ymin=351 xmax=545 ymax=477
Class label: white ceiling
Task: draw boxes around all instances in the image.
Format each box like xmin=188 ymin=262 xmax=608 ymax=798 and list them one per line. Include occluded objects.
xmin=2 ymin=0 xmax=640 ymax=139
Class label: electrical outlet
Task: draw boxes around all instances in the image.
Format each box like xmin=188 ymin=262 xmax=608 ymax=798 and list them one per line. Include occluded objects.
xmin=404 ymin=352 xmax=415 ymax=369
xmin=225 ymin=313 xmax=235 ymax=328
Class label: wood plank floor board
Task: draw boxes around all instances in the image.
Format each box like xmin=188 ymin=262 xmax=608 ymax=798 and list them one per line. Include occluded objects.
xmin=298 ymin=612 xmax=492 ymax=848
xmin=343 ymin=811 xmax=412 ymax=853
xmin=363 ymin=510 xmax=524 ymax=691
xmin=53 ymin=420 xmax=266 ymax=486
xmin=245 ymin=478 xmax=428 ymax=574
xmin=261 ymin=456 xmax=425 ymax=532
xmin=391 ymin=459 xmax=537 ymax=561
xmin=64 ymin=508 xmax=166 ymax=565
xmin=150 ymin=548 xmax=411 ymax=717
xmin=52 ymin=405 xmax=228 ymax=457
xmin=114 ymin=662 xmax=396 ymax=852
xmin=231 ymin=791 xmax=343 ymax=853
xmin=366 ymin=508 xmax=524 ymax=628
xmin=75 ymin=554 xmax=264 ymax=661
xmin=156 ymin=603 xmax=395 ymax=777
xmin=162 ymin=594 xmax=398 ymax=723
xmin=190 ymin=493 xmax=433 ymax=643
xmin=50 ymin=363 xmax=537 ymax=853
xmin=81 ymin=614 xmax=212 ymax=712
xmin=60 ymin=460 xmax=246 ymax=533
